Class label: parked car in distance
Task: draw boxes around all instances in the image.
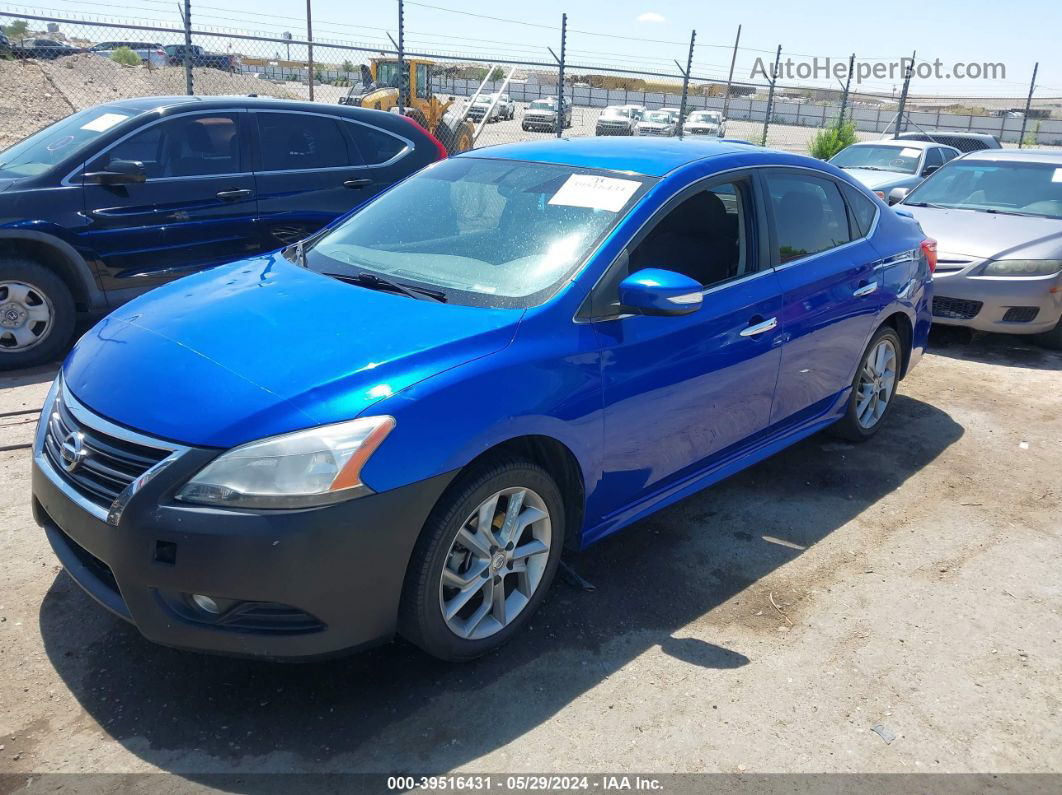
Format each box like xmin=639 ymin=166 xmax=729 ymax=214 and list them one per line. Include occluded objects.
xmin=684 ymin=110 xmax=726 ymax=137
xmin=495 ymin=93 xmax=515 ymax=120
xmin=660 ymin=107 xmax=683 ymax=123
xmin=12 ymin=38 xmax=83 ymax=60
xmin=466 ymin=94 xmax=506 ymax=123
xmin=635 ymin=110 xmax=678 ymax=136
xmin=162 ymin=44 xmax=237 ymax=72
xmin=829 ymin=139 xmax=960 ymax=200
xmin=894 ymin=130 xmax=1001 ymax=153
xmin=0 ymin=31 xmax=10 ymax=55
xmin=897 ymin=148 xmax=1062 ymax=348
xmin=32 ymin=137 xmax=932 ymax=661
xmin=595 ymin=105 xmax=640 ymax=136
xmin=521 ymin=97 xmax=571 ymax=132
xmin=0 ymin=96 xmax=446 ymax=369
xmin=88 ymin=41 xmax=167 ymax=68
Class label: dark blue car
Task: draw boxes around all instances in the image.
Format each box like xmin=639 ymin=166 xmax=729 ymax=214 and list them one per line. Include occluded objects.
xmin=0 ymin=96 xmax=445 ymax=368
xmin=32 ymin=137 xmax=934 ymax=661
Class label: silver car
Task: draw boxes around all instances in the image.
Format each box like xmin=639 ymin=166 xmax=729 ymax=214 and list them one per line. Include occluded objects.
xmin=635 ymin=110 xmax=677 ymax=137
xmin=595 ymin=105 xmax=637 ymax=136
xmin=899 ymin=149 xmax=1062 ymax=348
xmin=683 ymin=110 xmax=726 ymax=137
xmin=830 ymin=139 xmax=959 ymax=201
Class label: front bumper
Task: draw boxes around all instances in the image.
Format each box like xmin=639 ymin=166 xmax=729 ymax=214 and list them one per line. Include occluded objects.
xmin=522 ymin=117 xmax=557 ymax=130
xmin=31 ymin=395 xmax=456 ymax=659
xmin=931 ymin=272 xmax=1062 ymax=334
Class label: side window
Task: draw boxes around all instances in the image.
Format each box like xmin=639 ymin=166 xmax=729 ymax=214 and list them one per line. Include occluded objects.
xmin=345 ymin=123 xmax=407 ymax=165
xmin=924 ymin=147 xmax=944 ymax=170
xmin=765 ymin=172 xmax=851 ymax=263
xmin=257 ymin=112 xmax=348 ymax=171
xmin=940 ymin=147 xmax=959 ymax=163
xmin=842 ymin=183 xmax=878 ymax=238
xmin=92 ymin=114 xmax=242 ymax=179
xmin=416 ymin=63 xmax=431 ymax=100
xmin=628 ymin=180 xmax=750 ymax=287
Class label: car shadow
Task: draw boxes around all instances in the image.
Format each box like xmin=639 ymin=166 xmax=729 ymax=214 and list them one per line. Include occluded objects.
xmin=38 ymin=395 xmax=963 ymax=780
xmin=928 ymin=326 xmax=1062 ymax=371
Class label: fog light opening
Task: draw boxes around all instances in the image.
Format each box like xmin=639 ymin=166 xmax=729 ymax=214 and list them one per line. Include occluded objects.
xmin=191 ymin=594 xmax=220 ymax=614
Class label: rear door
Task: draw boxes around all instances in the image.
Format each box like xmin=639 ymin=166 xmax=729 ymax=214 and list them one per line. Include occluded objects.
xmin=764 ymin=169 xmax=886 ymax=425
xmin=340 ymin=118 xmax=421 ymax=195
xmin=252 ymin=109 xmax=373 ymax=250
xmin=78 ymin=109 xmax=258 ymax=299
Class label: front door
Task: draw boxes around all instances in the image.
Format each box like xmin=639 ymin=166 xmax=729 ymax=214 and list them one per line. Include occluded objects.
xmin=590 ymin=176 xmax=783 ymax=525
xmin=78 ymin=109 xmax=257 ymax=300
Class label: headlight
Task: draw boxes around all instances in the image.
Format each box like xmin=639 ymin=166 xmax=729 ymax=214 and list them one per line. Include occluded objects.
xmin=176 ymin=416 xmax=395 ymax=509
xmin=981 ymin=259 xmax=1062 ymax=277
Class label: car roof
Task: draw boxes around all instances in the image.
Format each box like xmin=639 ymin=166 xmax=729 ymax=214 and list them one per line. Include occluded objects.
xmin=95 ymin=95 xmax=369 ymax=116
xmin=461 ymin=137 xmax=772 ymax=177
xmin=898 ymin=130 xmax=997 ymax=140
xmin=860 ymin=139 xmax=937 ymax=150
xmin=957 ymin=148 xmax=1062 ymax=164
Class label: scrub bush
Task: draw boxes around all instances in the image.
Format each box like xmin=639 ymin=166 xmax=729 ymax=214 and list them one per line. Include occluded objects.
xmin=809 ymin=121 xmax=858 ymax=160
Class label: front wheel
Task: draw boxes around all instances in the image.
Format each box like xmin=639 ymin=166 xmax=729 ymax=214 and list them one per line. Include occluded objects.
xmin=829 ymin=326 xmax=903 ymax=442
xmin=0 ymin=258 xmax=76 ymax=371
xmin=400 ymin=459 xmax=565 ymax=661
xmin=1034 ymin=315 xmax=1062 ymax=351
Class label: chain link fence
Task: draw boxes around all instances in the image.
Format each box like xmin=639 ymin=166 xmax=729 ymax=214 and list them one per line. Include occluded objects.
xmin=2 ymin=9 xmax=1061 ymax=155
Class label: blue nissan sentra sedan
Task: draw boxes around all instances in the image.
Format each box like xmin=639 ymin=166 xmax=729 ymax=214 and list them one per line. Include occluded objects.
xmin=31 ymin=138 xmax=934 ymax=661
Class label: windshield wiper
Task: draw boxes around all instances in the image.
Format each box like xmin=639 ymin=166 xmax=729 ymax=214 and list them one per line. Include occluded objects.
xmin=981 ymin=208 xmax=1038 ymax=217
xmin=324 ymin=272 xmax=447 ymax=302
xmin=905 ymin=201 xmax=948 ymax=209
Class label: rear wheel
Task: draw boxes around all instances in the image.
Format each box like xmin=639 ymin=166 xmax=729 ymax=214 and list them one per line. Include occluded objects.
xmin=400 ymin=459 xmax=564 ymax=661
xmin=829 ymin=326 xmax=903 ymax=442
xmin=0 ymin=258 xmax=75 ymax=371
xmin=436 ymin=113 xmax=474 ymax=154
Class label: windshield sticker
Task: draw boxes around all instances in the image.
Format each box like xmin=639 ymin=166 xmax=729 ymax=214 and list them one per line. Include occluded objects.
xmin=899 ymin=148 xmax=921 ymax=159
xmin=80 ymin=113 xmax=130 ymax=133
xmin=548 ymin=174 xmax=640 ymax=213
xmin=1053 ymin=168 xmax=1062 ymax=183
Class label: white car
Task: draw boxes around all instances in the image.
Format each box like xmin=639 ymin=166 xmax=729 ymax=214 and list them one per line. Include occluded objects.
xmin=635 ymin=110 xmax=677 ymax=137
xmin=88 ymin=40 xmax=167 ymax=68
xmin=683 ymin=110 xmax=727 ymax=137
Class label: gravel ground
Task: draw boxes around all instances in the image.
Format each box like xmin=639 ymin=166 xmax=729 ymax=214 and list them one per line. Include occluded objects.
xmin=0 ymin=328 xmax=1059 ymax=782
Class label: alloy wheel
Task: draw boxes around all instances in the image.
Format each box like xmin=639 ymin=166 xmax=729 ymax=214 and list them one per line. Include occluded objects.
xmin=855 ymin=338 xmax=897 ymax=429
xmin=0 ymin=281 xmax=54 ymax=352
xmin=439 ymin=486 xmax=552 ymax=640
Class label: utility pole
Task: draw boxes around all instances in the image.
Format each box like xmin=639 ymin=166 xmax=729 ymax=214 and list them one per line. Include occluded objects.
xmin=676 ymin=29 xmax=695 ymax=139
xmin=761 ymin=45 xmax=781 ymax=146
xmin=893 ymin=50 xmax=915 ymax=138
xmin=306 ymin=0 xmax=314 ymax=101
xmin=1018 ymin=62 xmax=1038 ymax=148
xmin=721 ymin=24 xmax=741 ymax=126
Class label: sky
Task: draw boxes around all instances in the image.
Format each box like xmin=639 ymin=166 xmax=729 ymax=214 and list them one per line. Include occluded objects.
xmin=15 ymin=0 xmax=1061 ymax=97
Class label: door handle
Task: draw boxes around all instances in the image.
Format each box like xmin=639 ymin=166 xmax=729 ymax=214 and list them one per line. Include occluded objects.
xmin=216 ymin=188 xmax=253 ymax=200
xmin=343 ymin=178 xmax=373 ymax=189
xmin=739 ymin=316 xmax=777 ymax=337
xmin=853 ymin=281 xmax=879 ymax=297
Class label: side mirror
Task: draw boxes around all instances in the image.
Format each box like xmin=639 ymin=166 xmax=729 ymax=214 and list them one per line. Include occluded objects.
xmin=618 ymin=268 xmax=702 ymax=316
xmin=84 ymin=159 xmax=146 ymax=185
xmin=922 ymin=164 xmax=940 ymax=177
xmin=887 ymin=187 xmax=910 ymax=206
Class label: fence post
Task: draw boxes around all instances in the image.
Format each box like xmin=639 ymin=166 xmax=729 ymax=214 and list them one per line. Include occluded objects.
xmin=837 ymin=53 xmax=854 ymax=127
xmin=677 ymin=29 xmax=695 ymax=139
xmin=722 ymin=25 xmax=741 ymax=124
xmin=306 ymin=0 xmax=314 ymax=101
xmin=396 ymin=0 xmax=405 ymax=113
xmin=761 ymin=45 xmax=781 ymax=146
xmin=1018 ymin=62 xmax=1038 ymax=148
xmin=182 ymin=0 xmax=193 ymax=95
xmin=893 ymin=50 xmax=915 ymax=138
xmin=556 ymin=13 xmax=566 ymax=139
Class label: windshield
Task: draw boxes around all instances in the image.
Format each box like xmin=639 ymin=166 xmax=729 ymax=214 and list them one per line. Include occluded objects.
xmin=473 ymin=96 xmax=492 ymax=105
xmin=304 ymin=158 xmax=652 ymax=308
xmin=601 ymin=107 xmax=626 ymax=117
xmin=830 ymin=144 xmax=921 ymax=174
xmin=688 ymin=112 xmax=721 ymax=124
xmin=529 ymin=100 xmax=555 ymax=111
xmin=0 ymin=106 xmax=134 ymax=178
xmin=375 ymin=61 xmax=403 ymax=88
xmin=643 ymin=112 xmax=670 ymax=123
xmin=905 ymin=159 xmax=1062 ymax=219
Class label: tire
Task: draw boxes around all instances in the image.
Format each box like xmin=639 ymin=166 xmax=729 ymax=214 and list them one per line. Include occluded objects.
xmin=829 ymin=326 xmax=903 ymax=442
xmin=399 ymin=458 xmax=565 ymax=661
xmin=1034 ymin=315 xmax=1062 ymax=351
xmin=436 ymin=112 xmax=474 ymax=155
xmin=0 ymin=258 xmax=76 ymax=371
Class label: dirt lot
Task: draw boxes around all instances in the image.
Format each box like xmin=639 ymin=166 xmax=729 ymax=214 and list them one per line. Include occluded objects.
xmin=0 ymin=328 xmax=1059 ymax=784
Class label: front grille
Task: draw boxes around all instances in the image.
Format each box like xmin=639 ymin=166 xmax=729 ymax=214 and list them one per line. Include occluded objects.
xmin=43 ymin=387 xmax=171 ymax=509
xmin=1002 ymin=306 xmax=1040 ymax=323
xmin=933 ymin=296 xmax=983 ymax=320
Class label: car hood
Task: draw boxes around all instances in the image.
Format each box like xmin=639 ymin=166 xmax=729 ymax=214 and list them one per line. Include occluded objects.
xmin=637 ymin=122 xmax=670 ymax=129
xmin=842 ymin=168 xmax=914 ymax=190
xmin=525 ymin=109 xmax=557 ymax=117
xmin=903 ymin=205 xmax=1062 ymax=259
xmin=63 ymin=254 xmax=523 ymax=448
